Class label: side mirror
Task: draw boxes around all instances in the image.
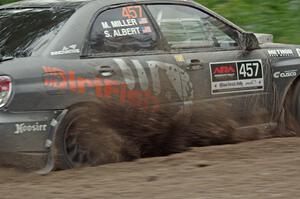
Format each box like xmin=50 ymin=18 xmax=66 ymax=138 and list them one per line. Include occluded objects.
xmin=238 ymin=32 xmax=260 ymax=51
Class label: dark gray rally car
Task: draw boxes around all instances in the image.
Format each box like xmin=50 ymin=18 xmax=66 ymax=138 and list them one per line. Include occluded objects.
xmin=0 ymin=0 xmax=299 ymax=172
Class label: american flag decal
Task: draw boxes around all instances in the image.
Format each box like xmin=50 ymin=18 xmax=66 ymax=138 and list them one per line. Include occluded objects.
xmin=138 ymin=18 xmax=148 ymax=25
xmin=142 ymin=26 xmax=152 ymax=33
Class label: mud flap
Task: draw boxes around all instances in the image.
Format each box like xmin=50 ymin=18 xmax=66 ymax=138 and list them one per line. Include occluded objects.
xmin=277 ymin=109 xmax=286 ymax=133
xmin=277 ymin=107 xmax=298 ymax=137
xmin=36 ymin=110 xmax=68 ymax=175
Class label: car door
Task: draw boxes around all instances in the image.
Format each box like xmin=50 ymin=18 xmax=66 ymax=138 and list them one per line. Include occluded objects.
xmin=147 ymin=4 xmax=274 ymax=127
xmin=80 ymin=4 xmax=189 ymax=115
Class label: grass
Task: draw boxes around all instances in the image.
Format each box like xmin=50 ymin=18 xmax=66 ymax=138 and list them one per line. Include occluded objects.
xmin=197 ymin=0 xmax=300 ymax=44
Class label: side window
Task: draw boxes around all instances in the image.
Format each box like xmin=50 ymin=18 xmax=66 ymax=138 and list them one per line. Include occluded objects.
xmin=87 ymin=5 xmax=158 ymax=55
xmin=147 ymin=5 xmax=238 ymax=49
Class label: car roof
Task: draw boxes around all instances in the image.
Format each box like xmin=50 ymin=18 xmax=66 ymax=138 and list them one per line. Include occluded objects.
xmin=0 ymin=0 xmax=92 ymax=9
xmin=0 ymin=0 xmax=194 ymax=10
xmin=0 ymin=0 xmax=244 ymax=34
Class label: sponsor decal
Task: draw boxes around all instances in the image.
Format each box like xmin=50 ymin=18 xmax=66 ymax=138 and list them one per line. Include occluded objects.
xmin=273 ymin=70 xmax=297 ymax=79
xmin=211 ymin=63 xmax=237 ymax=81
xmin=50 ymin=44 xmax=80 ymax=56
xmin=43 ymin=66 xmax=160 ymax=110
xmin=14 ymin=123 xmax=47 ymax=135
xmin=122 ymin=6 xmax=143 ymax=19
xmin=174 ymin=55 xmax=185 ymax=63
xmin=267 ymin=49 xmax=294 ymax=57
xmin=43 ymin=59 xmax=194 ymax=111
xmin=296 ymin=48 xmax=300 ymax=57
xmin=210 ymin=60 xmax=264 ymax=94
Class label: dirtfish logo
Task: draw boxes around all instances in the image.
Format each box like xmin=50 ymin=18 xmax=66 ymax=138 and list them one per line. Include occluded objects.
xmin=14 ymin=123 xmax=47 ymax=135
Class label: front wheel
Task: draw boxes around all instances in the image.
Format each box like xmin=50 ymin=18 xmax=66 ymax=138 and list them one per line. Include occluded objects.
xmin=285 ymin=82 xmax=300 ymax=133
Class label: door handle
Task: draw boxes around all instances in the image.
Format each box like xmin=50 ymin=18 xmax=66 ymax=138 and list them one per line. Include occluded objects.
xmin=96 ymin=65 xmax=114 ymax=77
xmin=186 ymin=59 xmax=204 ymax=71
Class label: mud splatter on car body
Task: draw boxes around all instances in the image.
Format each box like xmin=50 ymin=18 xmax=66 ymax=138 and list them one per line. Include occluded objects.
xmin=0 ymin=0 xmax=299 ymax=171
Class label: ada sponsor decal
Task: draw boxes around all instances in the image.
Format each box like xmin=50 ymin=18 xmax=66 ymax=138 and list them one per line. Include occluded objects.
xmin=14 ymin=122 xmax=47 ymax=135
xmin=211 ymin=63 xmax=237 ymax=82
xmin=273 ymin=70 xmax=297 ymax=79
xmin=50 ymin=44 xmax=80 ymax=56
xmin=210 ymin=60 xmax=264 ymax=94
xmin=296 ymin=48 xmax=300 ymax=57
xmin=268 ymin=49 xmax=294 ymax=57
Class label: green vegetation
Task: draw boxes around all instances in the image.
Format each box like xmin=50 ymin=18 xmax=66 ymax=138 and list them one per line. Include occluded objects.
xmin=0 ymin=0 xmax=18 ymax=5
xmin=198 ymin=0 xmax=300 ymax=44
xmin=0 ymin=0 xmax=299 ymax=44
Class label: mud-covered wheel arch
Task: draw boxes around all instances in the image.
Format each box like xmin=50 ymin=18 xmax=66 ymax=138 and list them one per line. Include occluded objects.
xmin=283 ymin=78 xmax=300 ymax=134
xmin=52 ymin=103 xmax=135 ymax=170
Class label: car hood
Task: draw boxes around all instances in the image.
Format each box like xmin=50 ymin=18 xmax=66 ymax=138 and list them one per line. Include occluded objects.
xmin=260 ymin=43 xmax=300 ymax=49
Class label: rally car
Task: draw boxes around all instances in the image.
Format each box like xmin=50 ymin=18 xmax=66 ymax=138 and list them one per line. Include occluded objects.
xmin=0 ymin=0 xmax=299 ymax=173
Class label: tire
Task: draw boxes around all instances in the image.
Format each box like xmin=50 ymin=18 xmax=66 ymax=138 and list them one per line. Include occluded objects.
xmin=292 ymin=83 xmax=300 ymax=122
xmin=286 ymin=82 xmax=300 ymax=133
xmin=53 ymin=105 xmax=127 ymax=170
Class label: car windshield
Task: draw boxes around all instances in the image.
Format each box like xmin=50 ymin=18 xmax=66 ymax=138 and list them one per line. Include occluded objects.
xmin=0 ymin=8 xmax=75 ymax=57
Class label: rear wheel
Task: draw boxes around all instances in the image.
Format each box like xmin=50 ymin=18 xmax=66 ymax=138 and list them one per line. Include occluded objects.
xmin=53 ymin=105 xmax=126 ymax=170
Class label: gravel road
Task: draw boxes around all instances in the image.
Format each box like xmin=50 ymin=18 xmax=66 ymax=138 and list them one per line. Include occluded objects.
xmin=0 ymin=137 xmax=299 ymax=199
